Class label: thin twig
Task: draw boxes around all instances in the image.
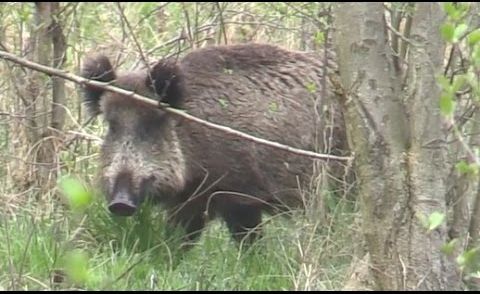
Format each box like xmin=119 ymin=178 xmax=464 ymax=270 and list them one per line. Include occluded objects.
xmin=135 ymin=2 xmax=171 ymax=28
xmin=0 ymin=50 xmax=352 ymax=162
xmin=386 ymin=22 xmax=416 ymax=46
xmin=444 ymin=45 xmax=456 ymax=77
xmin=132 ymin=34 xmax=189 ymax=69
xmin=400 ymin=4 xmax=413 ymax=61
xmin=282 ymin=3 xmax=322 ymax=28
xmin=65 ymin=130 xmax=103 ymax=143
xmin=181 ymin=2 xmax=194 ymax=48
xmin=115 ymin=3 xmax=150 ymax=69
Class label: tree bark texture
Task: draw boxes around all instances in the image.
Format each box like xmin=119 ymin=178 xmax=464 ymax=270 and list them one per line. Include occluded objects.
xmin=26 ymin=2 xmax=52 ymax=144
xmin=23 ymin=2 xmax=66 ymax=188
xmin=50 ymin=2 xmax=67 ymax=131
xmin=333 ymin=3 xmax=462 ymax=290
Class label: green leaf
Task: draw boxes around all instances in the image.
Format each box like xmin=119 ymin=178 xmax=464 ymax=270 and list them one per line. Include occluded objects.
xmin=456 ymin=160 xmax=479 ymax=175
xmin=64 ymin=249 xmax=90 ymax=285
xmin=314 ymin=31 xmax=325 ymax=46
xmin=427 ymin=211 xmax=445 ymax=231
xmin=218 ymin=98 xmax=228 ymax=108
xmin=306 ymin=82 xmax=317 ymax=94
xmin=456 ymin=160 xmax=471 ymax=174
xmin=58 ymin=176 xmax=93 ymax=212
xmin=456 ymin=3 xmax=471 ymax=20
xmin=441 ymin=238 xmax=458 ymax=256
xmin=443 ymin=2 xmax=456 ymax=18
xmin=443 ymin=2 xmax=470 ymax=21
xmin=439 ymin=93 xmax=456 ymax=116
xmin=453 ymin=23 xmax=468 ymax=42
xmin=452 ymin=74 xmax=466 ymax=92
xmin=457 ymin=247 xmax=480 ymax=272
xmin=139 ymin=2 xmax=156 ymax=16
xmin=440 ymin=23 xmax=455 ymax=43
xmin=467 ymin=29 xmax=480 ymax=47
xmin=437 ymin=75 xmax=451 ymax=90
xmin=269 ymin=101 xmax=279 ymax=113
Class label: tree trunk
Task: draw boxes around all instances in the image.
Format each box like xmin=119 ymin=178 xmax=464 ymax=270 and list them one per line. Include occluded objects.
xmin=404 ymin=3 xmax=461 ymax=289
xmin=50 ymin=2 xmax=67 ymax=131
xmin=22 ymin=2 xmax=66 ymax=189
xmin=25 ymin=2 xmax=52 ymax=144
xmin=332 ymin=2 xmax=463 ymax=290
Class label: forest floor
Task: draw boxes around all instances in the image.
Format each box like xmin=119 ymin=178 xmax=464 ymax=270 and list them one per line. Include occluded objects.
xmin=0 ymin=179 xmax=359 ymax=291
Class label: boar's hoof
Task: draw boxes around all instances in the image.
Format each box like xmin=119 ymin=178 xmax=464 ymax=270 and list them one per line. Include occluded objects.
xmin=108 ymin=199 xmax=137 ymax=216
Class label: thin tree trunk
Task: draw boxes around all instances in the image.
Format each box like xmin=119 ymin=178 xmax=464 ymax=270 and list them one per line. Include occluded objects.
xmin=23 ymin=2 xmax=64 ymax=189
xmin=465 ymin=2 xmax=480 ymax=253
xmin=447 ymin=110 xmax=480 ymax=247
xmin=403 ymin=3 xmax=460 ymax=289
xmin=333 ymin=2 xmax=463 ymax=290
xmin=50 ymin=2 xmax=66 ymax=131
xmin=333 ymin=2 xmax=409 ymax=289
xmin=26 ymin=2 xmax=52 ymax=144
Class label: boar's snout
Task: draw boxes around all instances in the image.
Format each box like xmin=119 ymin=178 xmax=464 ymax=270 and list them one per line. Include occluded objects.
xmin=105 ymin=171 xmax=156 ymax=217
xmin=107 ymin=171 xmax=139 ymax=217
xmin=108 ymin=191 xmax=137 ymax=216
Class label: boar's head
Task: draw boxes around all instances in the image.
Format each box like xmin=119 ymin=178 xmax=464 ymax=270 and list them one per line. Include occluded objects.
xmin=80 ymin=55 xmax=187 ymax=216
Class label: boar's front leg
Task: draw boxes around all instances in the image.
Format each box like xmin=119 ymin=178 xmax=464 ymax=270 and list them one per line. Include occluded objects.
xmin=165 ymin=195 xmax=208 ymax=250
xmin=221 ymin=202 xmax=263 ymax=246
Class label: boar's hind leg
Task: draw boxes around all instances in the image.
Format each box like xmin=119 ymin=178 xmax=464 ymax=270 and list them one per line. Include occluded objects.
xmin=222 ymin=203 xmax=263 ymax=245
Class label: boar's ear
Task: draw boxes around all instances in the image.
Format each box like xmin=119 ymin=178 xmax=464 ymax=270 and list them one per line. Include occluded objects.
xmin=146 ymin=60 xmax=185 ymax=108
xmin=80 ymin=55 xmax=116 ymax=116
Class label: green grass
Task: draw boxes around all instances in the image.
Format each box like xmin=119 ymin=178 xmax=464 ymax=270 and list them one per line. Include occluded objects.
xmin=0 ymin=181 xmax=358 ymax=291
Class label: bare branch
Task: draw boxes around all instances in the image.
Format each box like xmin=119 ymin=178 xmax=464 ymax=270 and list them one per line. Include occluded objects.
xmin=115 ymin=3 xmax=150 ymax=69
xmin=181 ymin=3 xmax=194 ymax=48
xmin=282 ymin=3 xmax=322 ymax=28
xmin=385 ymin=22 xmax=416 ymax=46
xmin=135 ymin=2 xmax=171 ymax=28
xmin=65 ymin=130 xmax=103 ymax=144
xmin=0 ymin=50 xmax=353 ymax=163
xmin=400 ymin=4 xmax=413 ymax=61
xmin=444 ymin=45 xmax=457 ymax=77
xmin=390 ymin=5 xmax=401 ymax=72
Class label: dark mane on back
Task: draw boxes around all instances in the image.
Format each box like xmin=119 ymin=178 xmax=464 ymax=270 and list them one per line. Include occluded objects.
xmin=179 ymin=43 xmax=314 ymax=73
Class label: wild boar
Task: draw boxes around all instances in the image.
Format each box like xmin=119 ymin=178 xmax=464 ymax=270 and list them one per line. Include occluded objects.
xmin=80 ymin=43 xmax=347 ymax=245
